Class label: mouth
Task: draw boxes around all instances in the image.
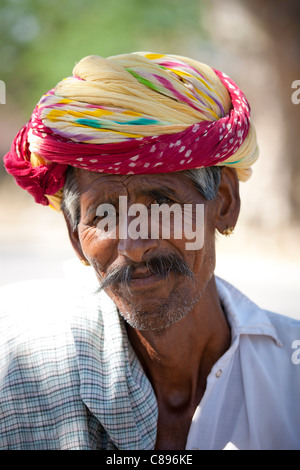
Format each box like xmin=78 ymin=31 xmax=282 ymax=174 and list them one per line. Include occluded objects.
xmin=131 ymin=267 xmax=154 ymax=279
xmin=98 ymin=253 xmax=194 ymax=294
xmin=126 ymin=267 xmax=165 ymax=290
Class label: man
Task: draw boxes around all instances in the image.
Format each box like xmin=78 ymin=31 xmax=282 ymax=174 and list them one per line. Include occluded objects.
xmin=1 ymin=52 xmax=300 ymax=450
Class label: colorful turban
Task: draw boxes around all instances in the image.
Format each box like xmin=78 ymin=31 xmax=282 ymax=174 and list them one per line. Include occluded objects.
xmin=4 ymin=52 xmax=259 ymax=210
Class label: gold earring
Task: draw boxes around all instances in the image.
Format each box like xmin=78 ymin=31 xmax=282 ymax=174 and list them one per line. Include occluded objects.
xmin=222 ymin=226 xmax=234 ymax=237
xmin=80 ymin=259 xmax=90 ymax=266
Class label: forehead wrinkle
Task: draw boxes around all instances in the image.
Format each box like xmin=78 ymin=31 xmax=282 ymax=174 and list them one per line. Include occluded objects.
xmin=77 ymin=170 xmax=192 ymax=204
xmin=77 ymin=170 xmax=128 ymax=190
xmin=129 ymin=175 xmax=188 ymax=204
xmin=135 ymin=186 xmax=185 ymax=204
xmin=79 ymin=173 xmax=127 ymax=198
xmin=79 ymin=177 xmax=127 ymax=220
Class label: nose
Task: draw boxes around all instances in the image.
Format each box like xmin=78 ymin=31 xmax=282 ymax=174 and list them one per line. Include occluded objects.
xmin=118 ymin=233 xmax=159 ymax=264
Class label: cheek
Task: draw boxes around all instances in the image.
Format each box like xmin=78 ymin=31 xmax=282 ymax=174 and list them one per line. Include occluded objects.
xmin=79 ymin=226 xmax=117 ymax=272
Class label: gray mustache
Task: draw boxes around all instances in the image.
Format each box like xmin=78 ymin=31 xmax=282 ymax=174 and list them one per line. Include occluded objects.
xmin=99 ymin=254 xmax=195 ymax=291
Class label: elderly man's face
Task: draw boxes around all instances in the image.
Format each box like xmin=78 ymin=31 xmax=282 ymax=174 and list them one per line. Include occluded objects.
xmin=67 ymin=169 xmax=239 ymax=331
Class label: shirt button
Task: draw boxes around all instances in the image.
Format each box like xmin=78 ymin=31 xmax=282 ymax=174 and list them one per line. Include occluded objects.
xmin=215 ymin=369 xmax=222 ymax=378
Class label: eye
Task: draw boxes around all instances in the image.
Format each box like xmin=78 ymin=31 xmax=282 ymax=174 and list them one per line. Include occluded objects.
xmin=152 ymin=195 xmax=174 ymax=205
xmin=92 ymin=210 xmax=109 ymax=224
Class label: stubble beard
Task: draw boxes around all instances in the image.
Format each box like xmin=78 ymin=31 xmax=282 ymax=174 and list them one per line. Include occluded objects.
xmin=114 ymin=281 xmax=203 ymax=333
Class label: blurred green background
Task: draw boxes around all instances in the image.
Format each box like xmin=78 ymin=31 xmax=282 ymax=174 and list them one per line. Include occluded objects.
xmin=0 ymin=0 xmax=299 ymax=317
xmin=0 ymin=0 xmax=205 ymax=110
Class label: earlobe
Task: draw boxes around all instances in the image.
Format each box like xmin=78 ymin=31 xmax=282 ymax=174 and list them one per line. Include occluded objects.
xmin=215 ymin=167 xmax=240 ymax=235
xmin=63 ymin=212 xmax=88 ymax=264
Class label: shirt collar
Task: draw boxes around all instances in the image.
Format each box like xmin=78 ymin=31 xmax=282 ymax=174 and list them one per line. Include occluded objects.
xmin=215 ymin=276 xmax=283 ymax=347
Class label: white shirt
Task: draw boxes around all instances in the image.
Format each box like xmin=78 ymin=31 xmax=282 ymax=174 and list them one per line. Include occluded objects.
xmin=186 ymin=277 xmax=300 ymax=450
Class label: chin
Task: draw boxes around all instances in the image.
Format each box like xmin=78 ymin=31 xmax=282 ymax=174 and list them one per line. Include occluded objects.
xmin=115 ymin=286 xmax=202 ymax=332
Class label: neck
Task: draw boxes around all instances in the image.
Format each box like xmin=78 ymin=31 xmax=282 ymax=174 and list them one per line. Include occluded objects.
xmin=126 ymin=276 xmax=230 ymax=408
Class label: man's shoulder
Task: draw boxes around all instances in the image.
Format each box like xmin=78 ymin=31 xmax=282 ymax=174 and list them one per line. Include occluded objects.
xmin=217 ymin=277 xmax=300 ymax=390
xmin=0 ymin=280 xmax=75 ymax=364
xmin=0 ymin=278 xmax=78 ymax=329
xmin=0 ymin=275 xmax=116 ymax=357
xmin=0 ymin=278 xmax=98 ymax=448
xmin=0 ymin=277 xmax=103 ymax=364
xmin=0 ymin=274 xmax=100 ymax=319
xmin=216 ymin=276 xmax=300 ymax=344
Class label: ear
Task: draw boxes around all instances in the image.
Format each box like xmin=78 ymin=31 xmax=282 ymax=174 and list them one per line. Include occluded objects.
xmin=63 ymin=212 xmax=89 ymax=264
xmin=215 ymin=167 xmax=240 ymax=235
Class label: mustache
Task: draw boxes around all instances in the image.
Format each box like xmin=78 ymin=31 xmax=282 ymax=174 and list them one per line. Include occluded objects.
xmin=98 ymin=253 xmax=195 ymax=292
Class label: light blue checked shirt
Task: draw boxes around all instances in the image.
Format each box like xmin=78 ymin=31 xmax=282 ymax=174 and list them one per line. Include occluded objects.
xmin=0 ymin=275 xmax=300 ymax=450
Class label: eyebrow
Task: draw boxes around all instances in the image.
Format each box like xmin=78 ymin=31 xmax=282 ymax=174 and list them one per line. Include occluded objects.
xmin=83 ymin=197 xmax=118 ymax=219
xmin=83 ymin=185 xmax=186 ymax=219
xmin=137 ymin=187 xmax=186 ymax=204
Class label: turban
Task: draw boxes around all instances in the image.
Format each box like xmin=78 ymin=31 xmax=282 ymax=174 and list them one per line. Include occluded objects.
xmin=4 ymin=52 xmax=259 ymax=210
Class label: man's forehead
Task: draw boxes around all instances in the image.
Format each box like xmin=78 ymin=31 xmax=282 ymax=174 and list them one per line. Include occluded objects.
xmin=76 ymin=169 xmax=190 ymax=192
